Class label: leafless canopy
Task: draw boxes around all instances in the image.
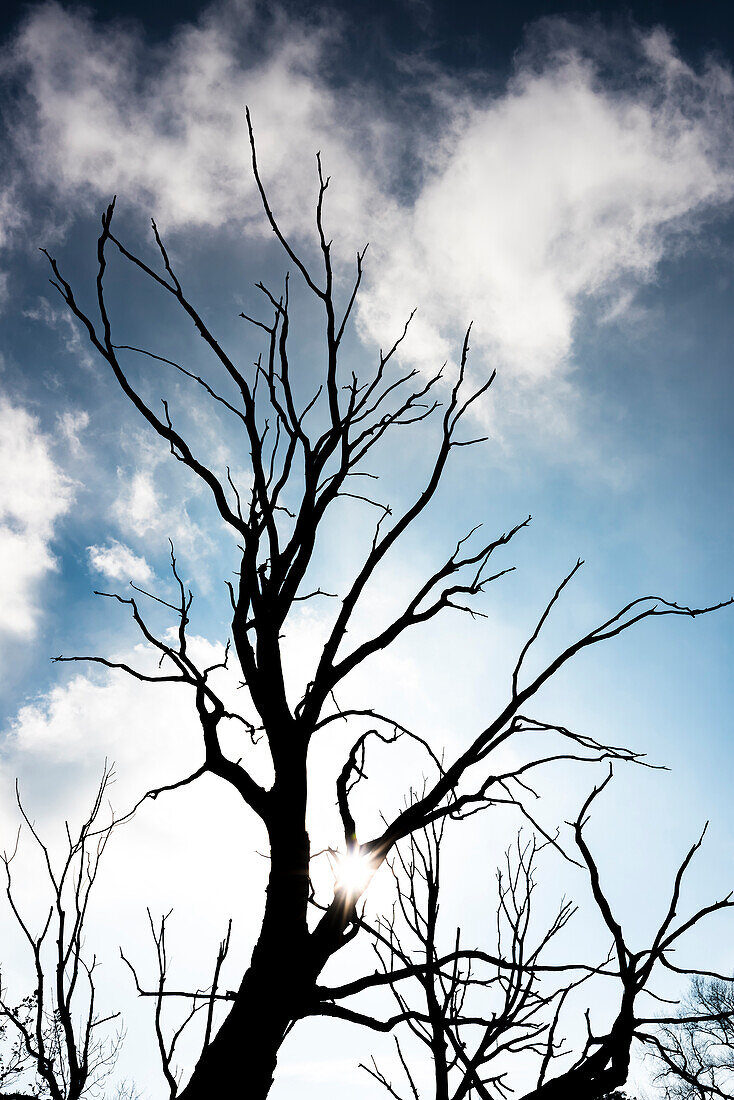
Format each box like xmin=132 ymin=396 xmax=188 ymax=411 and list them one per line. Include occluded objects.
xmin=39 ymin=111 xmax=733 ymax=1100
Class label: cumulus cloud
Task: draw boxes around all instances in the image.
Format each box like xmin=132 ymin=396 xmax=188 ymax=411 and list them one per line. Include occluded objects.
xmin=3 ymin=2 xmax=734 ymax=419
xmin=0 ymin=397 xmax=72 ymax=642
xmin=87 ymin=538 xmax=154 ymax=584
xmin=7 ymin=640 xmax=206 ymax=766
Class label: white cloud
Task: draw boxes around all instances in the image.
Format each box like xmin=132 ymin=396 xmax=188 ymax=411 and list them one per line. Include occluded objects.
xmin=56 ymin=407 xmax=89 ymax=454
xmin=5 ymin=3 xmax=733 ymax=415
xmin=8 ymin=648 xmax=198 ymax=768
xmin=0 ymin=179 xmax=25 ymax=297
xmin=0 ymin=397 xmax=72 ymax=641
xmin=87 ymin=538 xmax=154 ymax=584
xmin=112 ymin=469 xmax=158 ymax=536
xmin=359 ymin=25 xmax=734 ymax=400
xmin=5 ymin=0 xmax=384 ymax=246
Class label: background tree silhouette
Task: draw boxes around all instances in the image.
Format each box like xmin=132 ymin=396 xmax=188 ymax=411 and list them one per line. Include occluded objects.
xmin=648 ymin=975 xmax=734 ymax=1097
xmin=0 ymin=767 xmax=123 ymax=1100
xmin=38 ymin=115 xmax=734 ymax=1099
xmin=351 ymin=774 xmax=733 ymax=1100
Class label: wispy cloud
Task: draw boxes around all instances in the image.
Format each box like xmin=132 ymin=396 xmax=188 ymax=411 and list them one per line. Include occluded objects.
xmin=56 ymin=408 xmax=89 ymax=454
xmin=23 ymin=297 xmax=97 ymax=370
xmin=111 ymin=465 xmax=212 ymax=560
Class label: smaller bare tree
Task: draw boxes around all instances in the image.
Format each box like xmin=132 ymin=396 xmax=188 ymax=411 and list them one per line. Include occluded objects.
xmin=0 ymin=990 xmax=40 ymax=1096
xmin=647 ymin=975 xmax=734 ymax=1098
xmin=356 ymin=823 xmax=593 ymax=1100
xmin=0 ymin=764 xmax=123 ymax=1100
xmin=120 ymin=911 xmax=233 ymax=1098
xmin=324 ymin=769 xmax=734 ymax=1100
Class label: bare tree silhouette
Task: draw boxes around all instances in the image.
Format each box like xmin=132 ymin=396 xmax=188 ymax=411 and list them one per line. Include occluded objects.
xmin=647 ymin=974 xmax=734 ymax=1097
xmin=355 ymin=823 xmax=587 ymax=1100
xmin=119 ymin=910 xmax=233 ymax=1098
xmin=0 ymin=766 xmax=123 ymax=1100
xmin=342 ymin=773 xmax=733 ymax=1100
xmin=39 ymin=113 xmax=733 ymax=1099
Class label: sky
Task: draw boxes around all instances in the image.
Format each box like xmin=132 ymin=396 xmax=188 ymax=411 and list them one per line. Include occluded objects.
xmin=1 ymin=0 xmax=734 ymax=1097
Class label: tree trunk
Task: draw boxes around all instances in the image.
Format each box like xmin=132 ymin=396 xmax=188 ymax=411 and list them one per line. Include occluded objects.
xmin=178 ymin=960 xmax=298 ymax=1098
xmin=520 ymin=999 xmax=634 ymax=1100
xmin=179 ymin=822 xmax=315 ymax=1100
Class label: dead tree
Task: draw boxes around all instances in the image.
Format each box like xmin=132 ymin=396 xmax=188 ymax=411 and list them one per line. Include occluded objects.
xmin=40 ymin=110 xmax=733 ymax=1100
xmin=646 ymin=975 xmax=734 ymax=1098
xmin=518 ymin=771 xmax=734 ymax=1098
xmin=0 ymin=765 xmax=122 ymax=1100
xmin=351 ymin=772 xmax=734 ymax=1100
xmin=0 ymin=990 xmax=41 ymax=1095
xmin=353 ymin=823 xmax=587 ymax=1100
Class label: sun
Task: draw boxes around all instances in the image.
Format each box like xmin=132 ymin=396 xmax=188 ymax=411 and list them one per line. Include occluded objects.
xmin=334 ymin=847 xmax=375 ymax=897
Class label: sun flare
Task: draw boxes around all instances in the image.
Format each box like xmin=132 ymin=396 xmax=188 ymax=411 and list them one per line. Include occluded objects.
xmin=334 ymin=848 xmax=375 ymax=896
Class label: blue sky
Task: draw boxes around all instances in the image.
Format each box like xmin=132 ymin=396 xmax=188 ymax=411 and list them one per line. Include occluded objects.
xmin=1 ymin=1 xmax=734 ymax=1097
